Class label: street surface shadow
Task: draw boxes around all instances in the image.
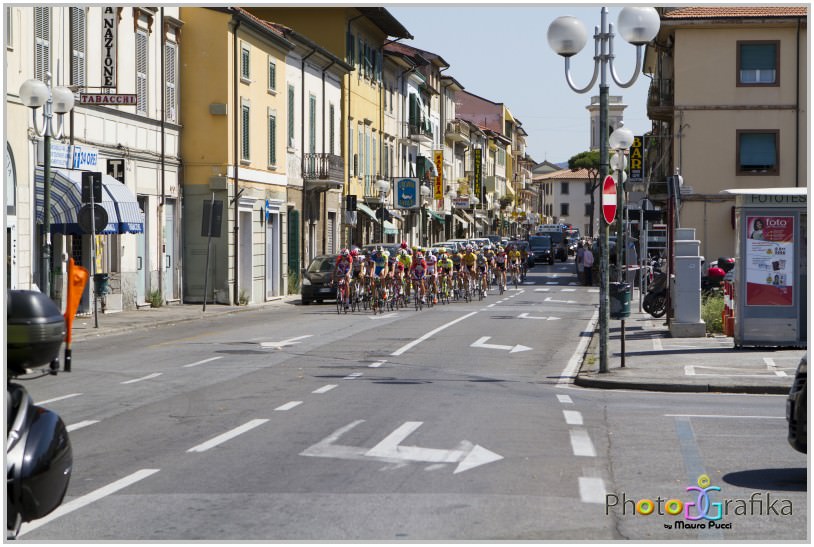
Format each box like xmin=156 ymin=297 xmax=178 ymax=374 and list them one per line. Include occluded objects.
xmin=621 ymin=348 xmax=739 ymax=357
xmin=722 ymin=468 xmax=806 ymax=492
xmin=216 ymin=349 xmax=269 ymax=355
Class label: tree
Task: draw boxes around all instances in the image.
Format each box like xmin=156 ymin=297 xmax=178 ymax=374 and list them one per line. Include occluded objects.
xmin=568 ymin=150 xmax=601 ymax=237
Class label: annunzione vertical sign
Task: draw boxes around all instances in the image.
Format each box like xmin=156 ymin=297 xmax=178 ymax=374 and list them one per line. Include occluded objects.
xmin=102 ymin=7 xmax=117 ymax=88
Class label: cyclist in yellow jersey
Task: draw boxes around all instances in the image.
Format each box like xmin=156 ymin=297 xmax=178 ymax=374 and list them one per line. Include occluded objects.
xmin=507 ymin=244 xmax=522 ymax=282
xmin=462 ymin=245 xmax=478 ymax=289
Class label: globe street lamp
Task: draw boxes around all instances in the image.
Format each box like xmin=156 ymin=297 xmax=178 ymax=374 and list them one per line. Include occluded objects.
xmin=610 ymin=124 xmax=633 ymax=281
xmin=20 ymin=76 xmax=76 ymax=298
xmin=375 ymin=178 xmax=390 ymax=243
xmin=446 ymin=188 xmax=457 ymax=240
xmin=548 ymin=6 xmax=659 ymax=374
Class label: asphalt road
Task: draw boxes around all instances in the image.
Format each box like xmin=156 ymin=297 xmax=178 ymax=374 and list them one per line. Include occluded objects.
xmin=16 ymin=261 xmax=807 ymax=541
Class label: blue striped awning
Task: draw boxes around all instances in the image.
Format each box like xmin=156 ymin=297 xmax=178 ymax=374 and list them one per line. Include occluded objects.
xmin=35 ymin=167 xmax=144 ymax=234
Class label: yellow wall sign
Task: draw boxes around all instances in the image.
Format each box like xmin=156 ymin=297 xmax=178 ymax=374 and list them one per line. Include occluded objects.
xmin=433 ymin=150 xmax=444 ymax=200
xmin=473 ymin=148 xmax=482 ymax=204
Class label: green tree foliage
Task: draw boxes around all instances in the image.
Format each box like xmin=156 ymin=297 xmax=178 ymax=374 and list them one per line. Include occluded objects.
xmin=568 ymin=150 xmax=602 ymax=237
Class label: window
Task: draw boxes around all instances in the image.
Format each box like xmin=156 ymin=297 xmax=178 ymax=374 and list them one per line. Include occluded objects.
xmin=136 ymin=29 xmax=148 ymax=115
xmin=345 ymin=32 xmax=355 ymax=65
xmin=738 ymin=41 xmax=778 ymax=86
xmin=585 ymin=203 xmax=593 ymax=217
xmin=241 ymin=102 xmax=250 ymax=161
xmin=69 ymin=8 xmax=86 ymax=87
xmin=34 ymin=7 xmax=49 ymax=81
xmin=561 ymin=182 xmax=569 ymax=195
xmin=268 ymin=111 xmax=277 ymax=166
xmin=585 ymin=181 xmax=592 ymax=195
xmin=372 ymin=134 xmax=377 ymax=178
xmin=287 ymin=84 xmax=295 ymax=147
xmin=561 ymin=203 xmax=570 ymax=216
xmin=165 ymin=41 xmax=178 ymax=122
xmin=268 ymin=58 xmax=276 ymax=92
xmin=6 ymin=6 xmax=13 ymax=49
xmin=737 ymin=130 xmax=778 ymax=175
xmin=308 ymin=95 xmax=316 ymax=154
xmin=357 ymin=127 xmax=363 ymax=177
xmin=240 ymin=42 xmax=250 ymax=82
xmin=348 ymin=120 xmax=354 ymax=177
xmin=329 ymin=104 xmax=335 ymax=155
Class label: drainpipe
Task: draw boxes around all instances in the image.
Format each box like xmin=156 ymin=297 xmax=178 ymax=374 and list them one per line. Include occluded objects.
xmin=795 ymin=17 xmax=801 ymax=187
xmin=159 ymin=7 xmax=166 ymax=302
xmin=301 ymin=48 xmax=316 ymax=271
xmin=232 ymin=15 xmax=241 ymax=305
xmin=346 ymin=15 xmax=363 ymax=247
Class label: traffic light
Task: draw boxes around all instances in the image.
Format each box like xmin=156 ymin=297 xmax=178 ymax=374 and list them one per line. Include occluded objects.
xmin=81 ymin=172 xmax=103 ymax=204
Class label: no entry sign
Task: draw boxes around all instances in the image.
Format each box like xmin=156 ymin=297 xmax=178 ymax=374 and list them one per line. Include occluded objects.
xmin=602 ymin=175 xmax=617 ymax=224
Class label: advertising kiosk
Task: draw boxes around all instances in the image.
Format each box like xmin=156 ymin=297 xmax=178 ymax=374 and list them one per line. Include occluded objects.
xmin=725 ymin=188 xmax=806 ymax=348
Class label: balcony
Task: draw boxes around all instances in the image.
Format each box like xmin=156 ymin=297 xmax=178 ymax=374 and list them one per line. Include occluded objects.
xmin=445 ymin=120 xmax=470 ymax=144
xmin=647 ymin=78 xmax=673 ymax=122
xmin=303 ymin=153 xmax=344 ymax=192
xmin=408 ymin=118 xmax=433 ymax=145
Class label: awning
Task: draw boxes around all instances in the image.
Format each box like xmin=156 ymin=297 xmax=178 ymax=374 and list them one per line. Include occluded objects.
xmin=454 ymin=213 xmax=469 ymax=229
xmin=35 ymin=167 xmax=144 ymax=234
xmin=427 ymin=209 xmax=445 ymax=224
xmin=383 ymin=220 xmax=398 ymax=235
xmin=356 ymin=202 xmax=379 ymax=221
xmin=458 ymin=209 xmax=474 ymax=225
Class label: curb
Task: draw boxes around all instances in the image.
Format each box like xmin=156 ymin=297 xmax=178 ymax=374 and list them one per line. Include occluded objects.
xmin=573 ymin=375 xmax=791 ymax=395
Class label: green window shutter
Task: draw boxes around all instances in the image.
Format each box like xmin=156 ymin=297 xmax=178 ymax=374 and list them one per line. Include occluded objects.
xmin=287 ymin=85 xmax=295 ymax=146
xmin=329 ymin=104 xmax=335 ymax=155
xmin=309 ymin=95 xmax=316 ymax=154
xmin=241 ymin=104 xmax=250 ymax=160
xmin=288 ymin=209 xmax=300 ymax=276
xmin=346 ymin=32 xmax=355 ymax=65
xmin=269 ymin=114 xmax=277 ymax=165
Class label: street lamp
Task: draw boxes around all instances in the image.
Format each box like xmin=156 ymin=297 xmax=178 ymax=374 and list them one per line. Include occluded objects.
xmin=419 ymin=183 xmax=431 ymax=247
xmin=548 ymin=6 xmax=659 ymax=374
xmin=20 ymin=76 xmax=76 ymax=298
xmin=375 ymin=178 xmax=390 ymax=243
xmin=610 ymin=124 xmax=633 ymax=281
xmin=446 ymin=188 xmax=457 ymax=240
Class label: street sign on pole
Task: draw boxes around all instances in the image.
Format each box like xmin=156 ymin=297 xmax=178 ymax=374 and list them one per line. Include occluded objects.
xmin=602 ymin=175 xmax=617 ymax=224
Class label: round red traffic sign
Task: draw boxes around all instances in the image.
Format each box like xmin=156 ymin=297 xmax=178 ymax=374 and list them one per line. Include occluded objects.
xmin=602 ymin=175 xmax=617 ymax=224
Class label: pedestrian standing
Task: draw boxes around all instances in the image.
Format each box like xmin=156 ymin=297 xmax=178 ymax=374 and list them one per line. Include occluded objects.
xmin=575 ymin=241 xmax=585 ymax=284
xmin=582 ymin=244 xmax=594 ymax=286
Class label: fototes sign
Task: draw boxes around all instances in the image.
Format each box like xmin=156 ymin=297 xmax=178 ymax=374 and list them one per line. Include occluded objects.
xmin=102 ymin=7 xmax=117 ymax=88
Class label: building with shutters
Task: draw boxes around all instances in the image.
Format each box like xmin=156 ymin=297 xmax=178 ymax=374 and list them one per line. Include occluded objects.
xmin=6 ymin=6 xmax=180 ymax=312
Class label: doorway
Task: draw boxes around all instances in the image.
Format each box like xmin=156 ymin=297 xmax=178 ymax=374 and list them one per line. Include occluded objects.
xmin=239 ymin=210 xmax=253 ymax=303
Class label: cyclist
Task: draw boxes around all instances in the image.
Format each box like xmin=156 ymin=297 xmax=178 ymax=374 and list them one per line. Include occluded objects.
xmin=519 ymin=244 xmax=530 ymax=279
xmin=476 ymin=250 xmax=489 ymax=295
xmin=494 ymin=245 xmax=508 ymax=290
xmin=373 ymin=246 xmax=390 ymax=299
xmin=462 ymin=245 xmax=478 ymax=293
xmin=425 ymin=250 xmax=439 ymax=304
xmin=410 ymin=251 xmax=428 ymax=304
xmin=437 ymin=249 xmax=454 ymax=299
xmin=332 ymin=249 xmax=353 ymax=309
xmin=350 ymin=249 xmax=365 ymax=305
xmin=397 ymin=248 xmax=412 ymax=298
xmin=508 ymin=243 xmax=523 ymax=285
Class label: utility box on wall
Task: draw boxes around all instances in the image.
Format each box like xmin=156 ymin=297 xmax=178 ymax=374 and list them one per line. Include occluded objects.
xmin=725 ymin=188 xmax=807 ymax=348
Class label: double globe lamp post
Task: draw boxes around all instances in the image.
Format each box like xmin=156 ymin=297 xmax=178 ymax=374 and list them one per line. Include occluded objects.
xmin=375 ymin=178 xmax=390 ymax=243
xmin=547 ymin=6 xmax=659 ymax=374
xmin=19 ymin=76 xmax=76 ymax=298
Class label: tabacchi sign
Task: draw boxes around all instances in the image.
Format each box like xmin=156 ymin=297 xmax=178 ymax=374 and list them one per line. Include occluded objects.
xmin=102 ymin=7 xmax=117 ymax=88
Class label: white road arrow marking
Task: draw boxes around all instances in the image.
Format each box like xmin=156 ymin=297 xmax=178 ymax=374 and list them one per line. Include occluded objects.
xmin=369 ymin=313 xmax=398 ymax=320
xmin=260 ymin=334 xmax=313 ymax=349
xmin=300 ymin=420 xmax=502 ymax=474
xmin=471 ymin=336 xmax=532 ymax=353
xmin=517 ymin=312 xmax=560 ymax=320
xmin=544 ymin=296 xmax=576 ymax=304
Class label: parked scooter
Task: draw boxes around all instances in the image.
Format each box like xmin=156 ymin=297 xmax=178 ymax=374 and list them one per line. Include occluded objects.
xmin=643 ymin=270 xmax=669 ymax=318
xmin=7 ymin=290 xmax=73 ymax=539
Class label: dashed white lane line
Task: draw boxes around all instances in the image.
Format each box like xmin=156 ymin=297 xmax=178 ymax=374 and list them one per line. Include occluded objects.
xmin=37 ymin=393 xmax=82 ymax=405
xmin=763 ymin=357 xmax=789 ymax=376
xmin=651 ymin=335 xmax=663 ymax=351
xmin=579 ymin=477 xmax=608 ymax=504
xmin=66 ymin=420 xmax=100 ymax=432
xmin=17 ymin=468 xmax=161 ymax=537
xmin=368 ymin=360 xmax=387 ymax=368
xmin=534 ymin=288 xmax=550 ymax=292
xmin=563 ymin=410 xmax=584 ymax=426
xmin=391 ymin=311 xmax=478 ymax=356
xmin=275 ymin=401 xmax=303 ymax=411
xmin=120 ymin=372 xmax=163 ymax=385
xmin=557 ymin=394 xmax=573 ymax=404
xmin=561 ymin=288 xmax=576 ymax=292
xmin=588 ymin=289 xmax=599 ymax=293
xmin=187 ymin=419 xmax=269 ymax=453
xmin=569 ymin=429 xmax=596 ymax=457
xmin=313 ymin=384 xmax=338 ymax=394
xmin=343 ymin=372 xmax=364 ymax=380
xmin=183 ymin=356 xmax=223 ymax=368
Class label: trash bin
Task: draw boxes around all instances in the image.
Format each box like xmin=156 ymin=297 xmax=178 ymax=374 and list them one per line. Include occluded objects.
xmin=93 ymin=273 xmax=110 ymax=295
xmin=610 ymin=281 xmax=631 ymax=319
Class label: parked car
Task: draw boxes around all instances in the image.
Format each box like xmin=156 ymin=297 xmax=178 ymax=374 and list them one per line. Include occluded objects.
xmin=529 ymin=235 xmax=555 ymax=265
xmin=362 ymin=243 xmax=401 ymax=257
xmin=434 ymin=241 xmax=462 ymax=253
xmin=787 ymin=354 xmax=807 ymax=453
xmin=301 ymin=255 xmax=338 ymax=304
xmin=485 ymin=234 xmax=501 ymax=245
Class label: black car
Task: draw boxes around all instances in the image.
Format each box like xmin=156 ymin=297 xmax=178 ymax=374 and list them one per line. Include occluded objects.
xmin=301 ymin=255 xmax=338 ymax=304
xmin=787 ymin=355 xmax=807 ymax=453
xmin=528 ymin=235 xmax=555 ymax=265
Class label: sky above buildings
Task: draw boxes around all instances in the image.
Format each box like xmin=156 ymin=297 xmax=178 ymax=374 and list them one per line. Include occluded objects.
xmin=388 ymin=5 xmax=652 ymax=165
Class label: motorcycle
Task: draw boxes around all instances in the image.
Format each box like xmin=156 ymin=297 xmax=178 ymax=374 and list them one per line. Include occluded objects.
xmin=7 ymin=290 xmax=73 ymax=539
xmin=642 ymin=270 xmax=669 ymax=318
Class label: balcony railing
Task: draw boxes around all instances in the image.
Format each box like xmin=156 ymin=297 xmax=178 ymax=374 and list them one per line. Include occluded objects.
xmin=445 ymin=120 xmax=469 ymax=143
xmin=303 ymin=153 xmax=344 ymax=183
xmin=647 ymin=78 xmax=673 ymax=121
xmin=408 ymin=118 xmax=433 ymax=143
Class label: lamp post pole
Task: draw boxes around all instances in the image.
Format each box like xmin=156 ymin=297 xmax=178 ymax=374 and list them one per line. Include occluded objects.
xmin=548 ymin=6 xmax=660 ymax=374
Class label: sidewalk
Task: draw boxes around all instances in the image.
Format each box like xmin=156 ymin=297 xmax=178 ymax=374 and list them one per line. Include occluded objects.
xmin=68 ymin=295 xmax=300 ymax=343
xmin=576 ymin=308 xmax=805 ymax=395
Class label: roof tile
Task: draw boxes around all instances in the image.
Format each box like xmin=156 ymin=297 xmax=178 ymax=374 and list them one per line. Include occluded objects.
xmin=663 ymin=6 xmax=808 ymax=19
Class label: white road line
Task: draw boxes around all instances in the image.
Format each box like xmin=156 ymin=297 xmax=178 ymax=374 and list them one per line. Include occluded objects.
xmin=684 ymin=365 xmax=696 ymax=376
xmin=343 ymin=372 xmax=363 ymax=380
xmin=313 ymin=384 xmax=337 ymax=394
xmin=579 ymin=477 xmax=607 ymax=504
xmin=588 ymin=289 xmax=599 ymax=293
xmin=368 ymin=360 xmax=387 ymax=368
xmin=764 ymin=357 xmax=788 ymax=377
xmin=17 ymin=468 xmax=161 ymax=537
xmin=37 ymin=393 xmax=82 ymax=405
xmin=187 ymin=419 xmax=269 ymax=453
xmin=557 ymin=309 xmax=600 ymax=386
xmin=120 ymin=372 xmax=163 ymax=385
xmin=275 ymin=401 xmax=303 ymax=411
xmin=534 ymin=288 xmax=550 ymax=292
xmin=391 ymin=311 xmax=477 ymax=356
xmin=568 ymin=282 xmax=578 ymax=286
xmin=563 ymin=410 xmax=584 ymax=425
xmin=183 ymin=356 xmax=223 ymax=368
xmin=651 ymin=335 xmax=663 ymax=351
xmin=562 ymin=288 xmax=576 ymax=292
xmin=570 ymin=429 xmax=596 ymax=457
xmin=557 ymin=394 xmax=573 ymax=404
xmin=487 ymin=303 xmax=496 ymax=308
xmin=66 ymin=420 xmax=99 ymax=432
xmin=664 ymin=414 xmax=784 ymax=419
xmin=545 ymin=281 xmax=558 ymax=285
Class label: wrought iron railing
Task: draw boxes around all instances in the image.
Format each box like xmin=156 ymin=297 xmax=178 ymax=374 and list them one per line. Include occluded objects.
xmin=302 ymin=153 xmax=344 ymax=182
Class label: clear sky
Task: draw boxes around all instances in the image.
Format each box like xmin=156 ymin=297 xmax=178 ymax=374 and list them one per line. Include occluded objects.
xmin=388 ymin=5 xmax=653 ymax=166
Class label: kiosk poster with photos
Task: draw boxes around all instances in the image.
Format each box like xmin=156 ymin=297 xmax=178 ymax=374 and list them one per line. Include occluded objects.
xmin=745 ymin=215 xmax=794 ymax=306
